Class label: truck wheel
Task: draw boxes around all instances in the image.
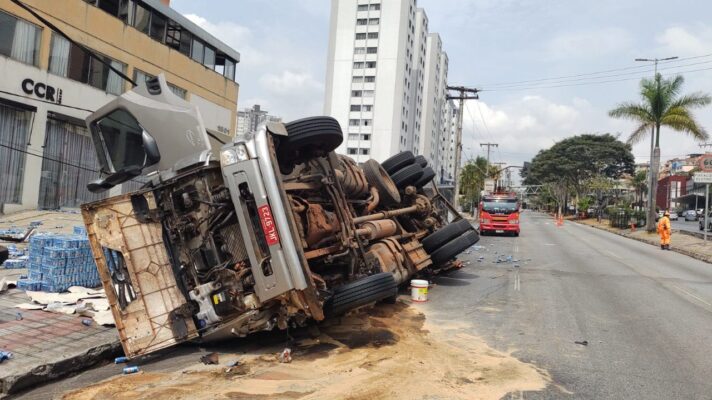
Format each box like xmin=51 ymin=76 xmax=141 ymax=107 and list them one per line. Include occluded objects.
xmin=414 ymin=155 xmax=429 ymax=167
xmin=0 ymin=245 xmax=8 ymax=265
xmin=390 ymin=164 xmax=424 ymax=189
xmin=421 ymin=219 xmax=473 ymax=253
xmin=381 ymin=151 xmax=415 ymax=174
xmin=430 ymin=230 xmax=480 ymax=265
xmin=413 ymin=166 xmax=436 ymax=189
xmin=362 ymin=159 xmax=401 ymax=206
xmin=280 ymin=116 xmax=343 ymax=166
xmin=323 ymin=272 xmax=398 ymax=318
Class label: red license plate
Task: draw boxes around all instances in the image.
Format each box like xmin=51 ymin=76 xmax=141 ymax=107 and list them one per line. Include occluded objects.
xmin=258 ymin=204 xmax=280 ymax=246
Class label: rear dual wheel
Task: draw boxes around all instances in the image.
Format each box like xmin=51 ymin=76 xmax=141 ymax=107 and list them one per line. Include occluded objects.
xmin=430 ymin=230 xmax=480 ymax=265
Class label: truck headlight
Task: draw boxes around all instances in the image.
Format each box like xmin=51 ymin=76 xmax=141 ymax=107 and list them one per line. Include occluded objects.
xmin=481 ymin=218 xmax=491 ymax=224
xmin=220 ymin=145 xmax=249 ymax=167
xmin=510 ymin=219 xmax=519 ymax=224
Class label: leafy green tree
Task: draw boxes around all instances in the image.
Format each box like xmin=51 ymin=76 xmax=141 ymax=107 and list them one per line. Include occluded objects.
xmin=459 ymin=156 xmax=495 ymax=214
xmin=609 ymin=73 xmax=710 ymax=231
xmin=523 ymin=134 xmax=634 ymax=216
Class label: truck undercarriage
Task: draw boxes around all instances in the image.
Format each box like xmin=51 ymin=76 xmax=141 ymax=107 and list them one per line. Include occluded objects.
xmin=80 ymin=75 xmax=479 ymax=357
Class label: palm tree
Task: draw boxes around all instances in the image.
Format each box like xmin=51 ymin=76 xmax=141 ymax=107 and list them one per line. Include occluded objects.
xmin=459 ymin=156 xmax=492 ymax=213
xmin=609 ymin=73 xmax=711 ymax=231
xmin=628 ymin=170 xmax=648 ymax=210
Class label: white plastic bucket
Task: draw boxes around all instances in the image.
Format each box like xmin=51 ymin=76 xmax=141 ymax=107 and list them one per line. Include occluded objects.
xmin=411 ymin=279 xmax=429 ymax=302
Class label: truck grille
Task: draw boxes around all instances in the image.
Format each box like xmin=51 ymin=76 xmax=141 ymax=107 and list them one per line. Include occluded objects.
xmin=220 ymin=224 xmax=248 ymax=262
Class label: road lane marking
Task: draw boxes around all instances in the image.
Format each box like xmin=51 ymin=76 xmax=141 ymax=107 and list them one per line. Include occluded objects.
xmin=514 ymin=270 xmax=521 ymax=291
xmin=670 ymin=284 xmax=712 ymax=307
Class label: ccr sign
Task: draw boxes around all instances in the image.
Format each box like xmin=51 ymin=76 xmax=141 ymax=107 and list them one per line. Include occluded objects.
xmin=21 ymin=78 xmax=63 ymax=104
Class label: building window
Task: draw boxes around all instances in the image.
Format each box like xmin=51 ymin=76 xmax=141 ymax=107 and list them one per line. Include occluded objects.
xmin=357 ymin=4 xmax=368 ymax=11
xmin=0 ymin=11 xmax=41 ymax=66
xmin=49 ymin=34 xmax=125 ymax=95
xmin=362 ymin=119 xmax=372 ymax=126
xmin=369 ymin=18 xmax=380 ymax=25
xmin=347 ymin=148 xmax=358 ymax=155
xmin=352 ymin=76 xmax=364 ymax=83
xmin=361 ymin=134 xmax=371 ymax=141
xmin=369 ymin=4 xmax=381 ymax=10
xmin=368 ymin=32 xmax=379 ymax=39
xmin=132 ymin=2 xmax=151 ymax=34
xmin=351 ymin=90 xmax=363 ymax=97
xmin=356 ymin=19 xmax=367 ymax=25
xmin=353 ymin=61 xmax=365 ymax=69
xmin=349 ymin=119 xmax=359 ymax=126
xmin=204 ymin=46 xmax=216 ymax=69
xmin=354 ymin=47 xmax=366 ymax=54
xmin=367 ymin=47 xmax=378 ymax=54
xmin=96 ymin=0 xmax=120 ymax=16
xmin=350 ymin=105 xmax=361 ymax=111
xmin=363 ymin=90 xmax=374 ymax=97
xmin=149 ymin=10 xmax=167 ymax=41
xmin=348 ymin=134 xmax=359 ymax=140
xmin=363 ymin=105 xmax=373 ymax=112
xmin=364 ymin=76 xmax=375 ymax=82
xmin=359 ymin=148 xmax=370 ymax=155
xmin=0 ymin=104 xmax=32 ymax=204
xmin=191 ymin=39 xmax=204 ymax=63
xmin=355 ymin=33 xmax=367 ymax=40
xmin=365 ymin=61 xmax=376 ymax=68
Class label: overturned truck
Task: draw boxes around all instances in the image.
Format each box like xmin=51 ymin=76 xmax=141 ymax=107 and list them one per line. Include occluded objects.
xmin=80 ymin=75 xmax=478 ymax=358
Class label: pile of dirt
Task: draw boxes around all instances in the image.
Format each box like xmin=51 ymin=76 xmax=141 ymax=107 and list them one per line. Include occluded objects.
xmin=63 ymin=303 xmax=549 ymax=400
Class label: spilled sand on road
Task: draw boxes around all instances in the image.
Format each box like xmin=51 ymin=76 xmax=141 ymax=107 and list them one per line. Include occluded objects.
xmin=63 ymin=303 xmax=549 ymax=400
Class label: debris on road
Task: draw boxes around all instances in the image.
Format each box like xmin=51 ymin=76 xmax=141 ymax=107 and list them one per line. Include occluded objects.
xmin=114 ymin=356 xmax=129 ymax=364
xmin=122 ymin=366 xmax=140 ymax=374
xmin=200 ymin=352 xmax=220 ymax=365
xmin=0 ymin=350 xmax=13 ymax=363
xmin=278 ymin=347 xmax=292 ymax=363
xmin=574 ymin=340 xmax=589 ymax=346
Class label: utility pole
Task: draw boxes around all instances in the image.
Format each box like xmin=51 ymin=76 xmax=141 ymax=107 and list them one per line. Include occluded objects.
xmin=493 ymin=162 xmax=506 ymax=190
xmin=480 ymin=143 xmax=499 ymax=173
xmin=634 ymin=56 xmax=678 ymax=232
xmin=447 ymin=86 xmax=480 ymax=213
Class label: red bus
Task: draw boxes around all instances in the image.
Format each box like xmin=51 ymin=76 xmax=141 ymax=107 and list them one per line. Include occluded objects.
xmin=479 ymin=193 xmax=520 ymax=236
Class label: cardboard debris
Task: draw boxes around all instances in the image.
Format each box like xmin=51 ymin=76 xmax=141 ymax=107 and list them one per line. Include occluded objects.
xmin=14 ymin=286 xmax=115 ymax=325
xmin=15 ymin=303 xmax=44 ymax=310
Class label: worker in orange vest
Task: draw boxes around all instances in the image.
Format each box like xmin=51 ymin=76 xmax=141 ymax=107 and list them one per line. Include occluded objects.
xmin=657 ymin=210 xmax=671 ymax=250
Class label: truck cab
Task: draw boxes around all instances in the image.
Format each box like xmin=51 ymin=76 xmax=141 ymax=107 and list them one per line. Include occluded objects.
xmin=479 ymin=193 xmax=520 ymax=236
xmin=80 ymin=75 xmax=479 ymax=358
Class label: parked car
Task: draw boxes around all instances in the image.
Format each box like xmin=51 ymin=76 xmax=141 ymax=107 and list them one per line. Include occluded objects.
xmin=80 ymin=76 xmax=479 ymax=358
xmin=683 ymin=210 xmax=699 ymax=221
xmin=669 ymin=212 xmax=679 ymax=221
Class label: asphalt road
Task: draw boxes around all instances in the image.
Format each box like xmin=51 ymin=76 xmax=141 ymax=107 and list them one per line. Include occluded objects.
xmin=671 ymin=218 xmax=701 ymax=233
xmin=426 ymin=211 xmax=712 ymax=399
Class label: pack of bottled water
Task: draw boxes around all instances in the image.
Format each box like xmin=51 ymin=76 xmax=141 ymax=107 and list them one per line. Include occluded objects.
xmin=16 ymin=231 xmax=101 ymax=292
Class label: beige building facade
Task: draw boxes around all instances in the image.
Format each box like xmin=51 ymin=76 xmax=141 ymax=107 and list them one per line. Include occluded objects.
xmin=0 ymin=0 xmax=240 ymax=213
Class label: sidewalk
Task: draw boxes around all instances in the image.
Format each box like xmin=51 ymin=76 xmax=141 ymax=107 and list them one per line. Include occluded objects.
xmin=576 ymin=218 xmax=712 ymax=264
xmin=0 ymin=210 xmax=120 ymax=397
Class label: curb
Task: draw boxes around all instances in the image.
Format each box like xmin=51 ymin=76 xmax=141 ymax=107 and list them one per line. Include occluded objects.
xmin=575 ymin=221 xmax=712 ymax=264
xmin=0 ymin=340 xmax=121 ymax=398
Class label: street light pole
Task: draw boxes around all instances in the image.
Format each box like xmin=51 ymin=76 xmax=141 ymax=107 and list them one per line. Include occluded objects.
xmin=634 ymin=56 xmax=678 ymax=231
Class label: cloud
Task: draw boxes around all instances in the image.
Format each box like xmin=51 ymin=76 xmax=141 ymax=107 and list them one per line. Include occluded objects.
xmin=656 ymin=25 xmax=712 ymax=57
xmin=184 ymin=13 xmax=266 ymax=67
xmin=259 ymin=70 xmax=324 ymax=94
xmin=546 ymin=28 xmax=633 ymax=59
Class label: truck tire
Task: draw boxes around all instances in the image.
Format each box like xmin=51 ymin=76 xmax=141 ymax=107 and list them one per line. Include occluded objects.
xmin=323 ymin=272 xmax=398 ymax=318
xmin=414 ymin=155 xmax=429 ymax=167
xmin=362 ymin=159 xmax=401 ymax=206
xmin=0 ymin=245 xmax=8 ymax=265
xmin=413 ymin=166 xmax=436 ymax=189
xmin=430 ymin=230 xmax=480 ymax=265
xmin=280 ymin=116 xmax=343 ymax=165
xmin=390 ymin=164 xmax=424 ymax=189
xmin=381 ymin=151 xmax=415 ymax=174
xmin=421 ymin=219 xmax=473 ymax=253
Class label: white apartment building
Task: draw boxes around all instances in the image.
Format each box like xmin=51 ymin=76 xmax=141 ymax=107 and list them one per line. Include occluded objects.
xmin=236 ymin=104 xmax=281 ymax=136
xmin=324 ymin=0 xmax=453 ymax=182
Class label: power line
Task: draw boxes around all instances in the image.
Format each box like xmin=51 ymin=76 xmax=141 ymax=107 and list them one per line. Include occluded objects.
xmin=477 ymin=53 xmax=712 ymax=88
xmin=481 ymin=65 xmax=712 ymax=92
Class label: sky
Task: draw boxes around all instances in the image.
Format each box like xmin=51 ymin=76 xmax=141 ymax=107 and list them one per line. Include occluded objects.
xmin=172 ymin=0 xmax=712 ymax=170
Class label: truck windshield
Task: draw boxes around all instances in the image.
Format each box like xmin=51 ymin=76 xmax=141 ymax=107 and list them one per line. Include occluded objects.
xmin=93 ymin=109 xmax=146 ymax=172
xmin=482 ymin=200 xmax=518 ymax=213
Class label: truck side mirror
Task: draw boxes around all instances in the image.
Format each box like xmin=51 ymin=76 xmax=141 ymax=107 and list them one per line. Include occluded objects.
xmin=142 ymin=130 xmax=160 ymax=165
